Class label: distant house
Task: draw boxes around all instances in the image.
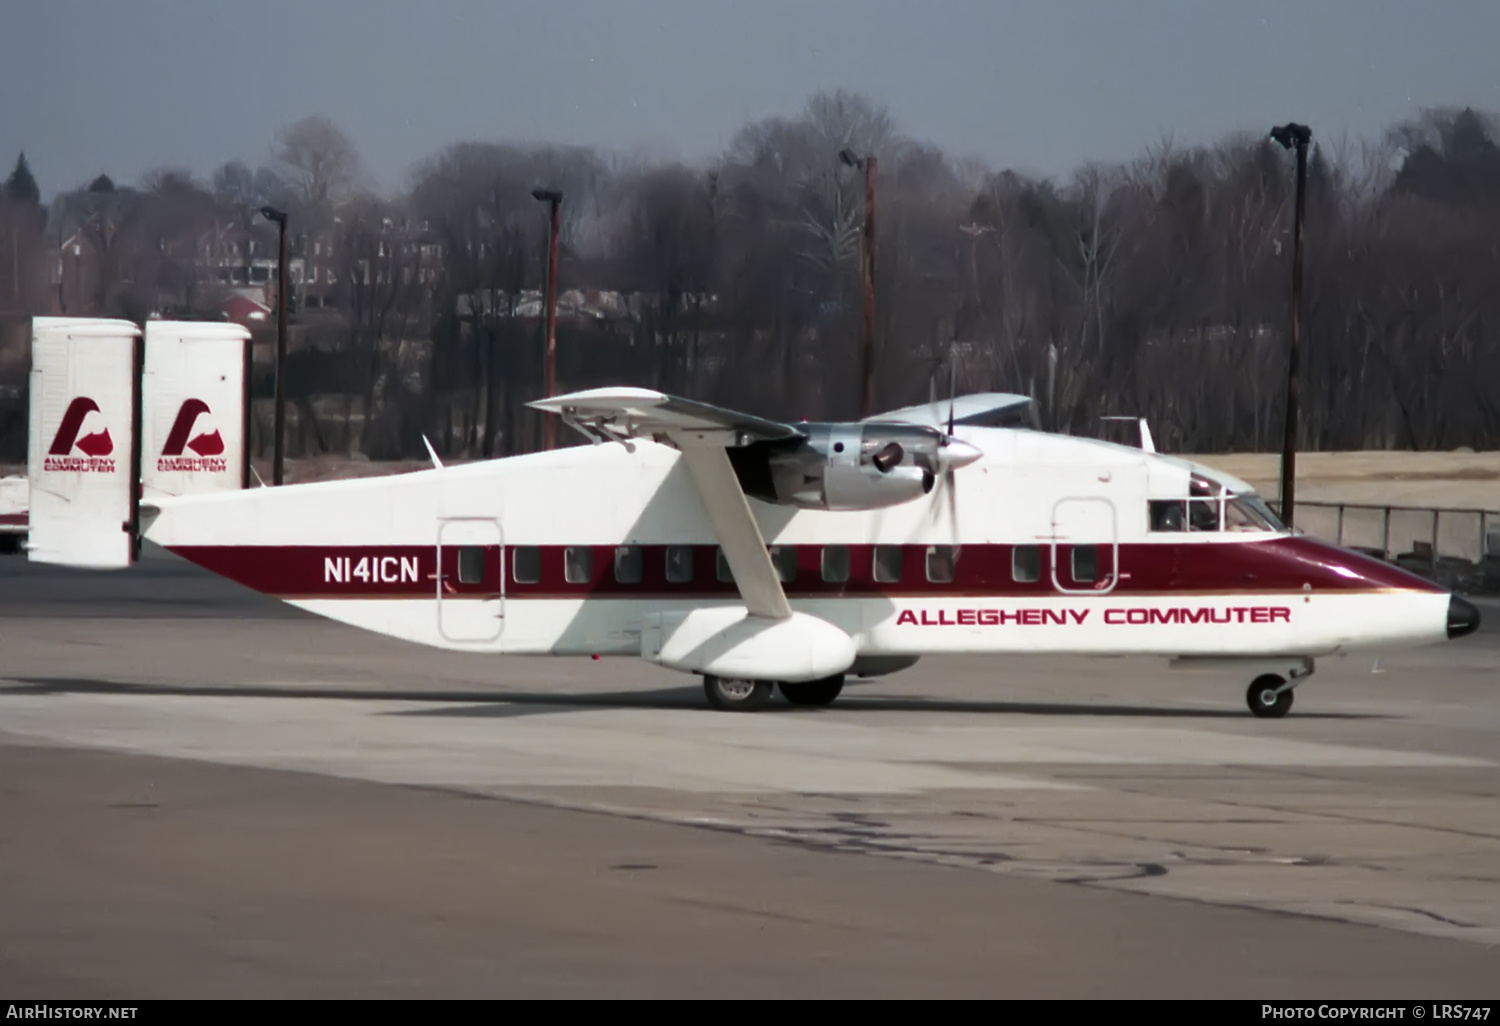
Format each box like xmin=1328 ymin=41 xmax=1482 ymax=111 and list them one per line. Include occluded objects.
xmin=453 ymin=288 xmax=712 ymax=324
xmin=222 ymin=293 xmax=271 ymax=325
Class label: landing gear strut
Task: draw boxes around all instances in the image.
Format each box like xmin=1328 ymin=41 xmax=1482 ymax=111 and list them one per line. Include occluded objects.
xmin=779 ymin=675 xmax=844 ymax=708
xmin=703 ymin=675 xmax=773 ymax=712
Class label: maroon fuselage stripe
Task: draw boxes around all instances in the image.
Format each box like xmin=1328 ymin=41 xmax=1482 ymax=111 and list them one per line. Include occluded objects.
xmin=165 ymin=537 xmax=1444 ymax=600
xmin=0 ymin=513 xmax=25 ymax=527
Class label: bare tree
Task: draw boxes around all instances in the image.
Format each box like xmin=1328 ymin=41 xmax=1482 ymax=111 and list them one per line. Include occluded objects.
xmin=22 ymin=93 xmax=1497 ymax=464
xmin=273 ymin=115 xmax=362 ymax=212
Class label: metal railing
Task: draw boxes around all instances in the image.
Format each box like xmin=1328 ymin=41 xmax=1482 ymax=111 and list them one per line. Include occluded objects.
xmin=1279 ymin=500 xmax=1500 ymax=592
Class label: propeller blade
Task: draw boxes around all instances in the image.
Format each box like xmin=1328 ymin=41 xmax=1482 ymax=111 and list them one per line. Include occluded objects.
xmin=929 ymin=366 xmax=940 ymax=430
xmin=924 ymin=461 xmax=961 ymax=556
xmin=947 ymin=466 xmax=959 ymax=545
xmin=948 ymin=353 xmax=956 ymax=436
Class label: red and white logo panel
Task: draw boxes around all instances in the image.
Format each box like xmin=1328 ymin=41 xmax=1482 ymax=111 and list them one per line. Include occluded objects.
xmin=141 ymin=321 xmax=249 ymax=497
xmin=157 ymin=397 xmax=228 ymax=472
xmin=27 ymin=317 xmax=140 ymax=568
xmin=42 ymin=395 xmax=116 ymax=472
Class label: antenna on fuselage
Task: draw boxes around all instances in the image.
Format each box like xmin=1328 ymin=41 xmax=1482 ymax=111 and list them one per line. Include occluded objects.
xmin=1138 ymin=418 xmax=1156 ymax=453
xmin=421 ymin=435 xmax=445 ymax=470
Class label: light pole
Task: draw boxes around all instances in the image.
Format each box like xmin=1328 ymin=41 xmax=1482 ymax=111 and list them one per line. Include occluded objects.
xmin=1270 ymin=123 xmax=1311 ymax=528
xmin=959 ymin=221 xmax=995 ymax=320
xmin=532 ymin=187 xmax=562 ymax=450
xmin=260 ymin=206 xmax=288 ymax=485
xmin=839 ymin=149 xmax=877 ymax=418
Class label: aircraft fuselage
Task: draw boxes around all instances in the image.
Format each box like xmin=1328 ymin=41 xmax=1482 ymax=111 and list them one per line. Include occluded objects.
xmin=145 ymin=427 xmax=1469 ymax=672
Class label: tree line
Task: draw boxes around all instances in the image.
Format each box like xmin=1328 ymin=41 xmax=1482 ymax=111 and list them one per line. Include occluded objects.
xmin=2 ymin=93 xmax=1499 ymax=461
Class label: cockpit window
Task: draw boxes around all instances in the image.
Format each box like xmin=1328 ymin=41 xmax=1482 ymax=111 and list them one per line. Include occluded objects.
xmin=1149 ymin=500 xmax=1186 ymax=532
xmin=1224 ymin=494 xmax=1285 ymax=532
xmin=1188 ymin=498 xmax=1220 ymax=532
xmin=1151 ymin=497 xmax=1223 ymax=533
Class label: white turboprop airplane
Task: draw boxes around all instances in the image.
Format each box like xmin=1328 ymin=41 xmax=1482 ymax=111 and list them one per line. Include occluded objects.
xmin=24 ymin=317 xmax=1480 ymax=717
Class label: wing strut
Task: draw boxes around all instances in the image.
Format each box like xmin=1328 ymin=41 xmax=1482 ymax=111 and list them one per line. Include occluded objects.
xmin=528 ymin=388 xmax=797 ymax=620
xmin=676 ymin=434 xmax=792 ymax=621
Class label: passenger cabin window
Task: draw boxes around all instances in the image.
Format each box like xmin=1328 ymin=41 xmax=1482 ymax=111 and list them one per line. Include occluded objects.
xmin=564 ymin=546 xmax=593 ymax=584
xmin=614 ymin=546 xmax=643 ymax=584
xmin=511 ymin=546 xmax=541 ymax=584
xmin=1072 ymin=545 xmax=1099 ymax=583
xmin=664 ymin=545 xmax=693 ymax=583
xmin=1012 ymin=545 xmax=1041 ymax=583
xmin=457 ymin=546 xmax=485 ymax=585
xmin=873 ymin=545 xmax=903 ymax=583
xmin=822 ymin=545 xmax=850 ymax=583
xmin=716 ymin=548 xmax=734 ymax=583
xmin=925 ymin=545 xmax=957 ymax=583
xmin=770 ymin=545 xmax=797 ymax=583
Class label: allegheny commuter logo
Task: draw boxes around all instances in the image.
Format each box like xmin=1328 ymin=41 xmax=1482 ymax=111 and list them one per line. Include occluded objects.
xmin=43 ymin=397 xmax=116 ymax=473
xmin=158 ymin=398 xmax=228 ymax=473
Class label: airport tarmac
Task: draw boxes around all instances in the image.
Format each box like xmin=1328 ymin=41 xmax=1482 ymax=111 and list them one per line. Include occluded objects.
xmin=2 ymin=545 xmax=1499 ymax=997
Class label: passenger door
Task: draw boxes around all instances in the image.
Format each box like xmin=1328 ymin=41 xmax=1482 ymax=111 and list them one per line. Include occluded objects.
xmin=1051 ymin=497 xmax=1118 ymax=594
xmin=435 ymin=516 xmax=504 ymax=643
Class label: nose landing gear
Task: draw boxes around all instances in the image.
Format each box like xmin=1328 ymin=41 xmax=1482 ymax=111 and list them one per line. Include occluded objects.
xmin=1246 ymin=659 xmax=1314 ymax=718
xmin=1247 ymin=675 xmax=1294 ymax=718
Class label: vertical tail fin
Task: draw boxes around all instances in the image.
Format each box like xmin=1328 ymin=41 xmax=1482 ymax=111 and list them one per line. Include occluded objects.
xmin=27 ymin=317 xmax=142 ymax=568
xmin=26 ymin=317 xmax=253 ymax=569
xmin=141 ymin=320 xmax=252 ymax=498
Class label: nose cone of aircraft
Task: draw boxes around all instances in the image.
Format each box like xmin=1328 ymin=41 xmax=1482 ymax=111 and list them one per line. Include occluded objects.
xmin=1447 ymin=594 xmax=1481 ymax=639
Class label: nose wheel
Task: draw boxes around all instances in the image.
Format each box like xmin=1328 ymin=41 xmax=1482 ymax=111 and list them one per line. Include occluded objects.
xmin=1246 ymin=674 xmax=1294 ymax=718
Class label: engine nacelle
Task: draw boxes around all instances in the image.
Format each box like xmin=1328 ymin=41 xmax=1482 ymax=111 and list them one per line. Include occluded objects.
xmin=729 ymin=422 xmax=980 ymax=512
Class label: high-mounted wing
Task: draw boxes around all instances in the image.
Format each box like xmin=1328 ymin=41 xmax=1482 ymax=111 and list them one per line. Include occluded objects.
xmin=866 ymin=392 xmax=1032 ymax=430
xmin=528 ymin=387 xmax=803 ymax=447
xmin=528 ymin=388 xmax=795 ymax=620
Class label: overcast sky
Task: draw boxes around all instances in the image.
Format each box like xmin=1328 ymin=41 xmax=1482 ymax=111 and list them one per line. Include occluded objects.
xmin=1 ymin=0 xmax=1497 ymax=199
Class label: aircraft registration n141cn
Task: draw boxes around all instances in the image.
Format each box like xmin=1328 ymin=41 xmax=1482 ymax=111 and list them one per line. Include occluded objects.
xmin=25 ymin=317 xmax=1480 ymax=717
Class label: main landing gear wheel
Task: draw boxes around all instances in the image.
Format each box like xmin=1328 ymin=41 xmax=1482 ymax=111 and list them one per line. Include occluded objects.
xmin=703 ymin=675 xmax=773 ymax=712
xmin=1247 ymin=674 xmax=1294 ymax=719
xmin=779 ymin=676 xmax=845 ymax=708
